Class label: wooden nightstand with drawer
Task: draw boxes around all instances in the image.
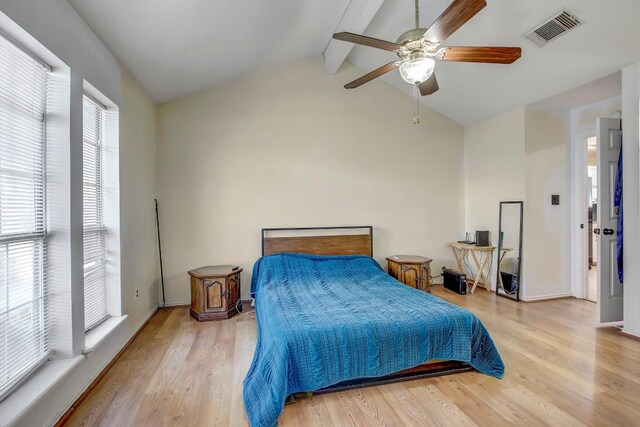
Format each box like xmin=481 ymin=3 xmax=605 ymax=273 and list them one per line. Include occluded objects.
xmin=386 ymin=255 xmax=433 ymax=293
xmin=188 ymin=265 xmax=242 ymax=321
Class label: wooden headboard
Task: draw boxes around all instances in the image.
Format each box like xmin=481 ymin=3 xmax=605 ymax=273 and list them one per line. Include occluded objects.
xmin=261 ymin=226 xmax=373 ymax=257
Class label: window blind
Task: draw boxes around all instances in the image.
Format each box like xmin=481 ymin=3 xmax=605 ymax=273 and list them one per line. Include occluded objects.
xmin=0 ymin=33 xmax=49 ymax=400
xmin=83 ymin=95 xmax=108 ymax=331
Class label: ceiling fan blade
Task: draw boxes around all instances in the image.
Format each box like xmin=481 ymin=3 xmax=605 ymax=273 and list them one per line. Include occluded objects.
xmin=333 ymin=32 xmax=401 ymax=52
xmin=422 ymin=0 xmax=487 ymax=43
xmin=442 ymin=47 xmax=522 ymax=64
xmin=344 ymin=62 xmax=399 ymax=89
xmin=419 ymin=73 xmax=439 ymax=96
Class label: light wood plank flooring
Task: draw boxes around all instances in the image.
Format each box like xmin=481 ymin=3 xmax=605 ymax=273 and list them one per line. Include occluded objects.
xmin=588 ymin=266 xmax=597 ymax=303
xmin=63 ymin=287 xmax=640 ymax=426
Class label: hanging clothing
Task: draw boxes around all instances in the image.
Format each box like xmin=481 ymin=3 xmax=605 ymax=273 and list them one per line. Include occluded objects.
xmin=614 ymin=145 xmax=623 ymax=283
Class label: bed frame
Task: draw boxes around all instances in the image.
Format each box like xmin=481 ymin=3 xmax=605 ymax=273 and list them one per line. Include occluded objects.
xmin=260 ymin=226 xmax=473 ymax=400
xmin=262 ymin=226 xmax=373 ymax=257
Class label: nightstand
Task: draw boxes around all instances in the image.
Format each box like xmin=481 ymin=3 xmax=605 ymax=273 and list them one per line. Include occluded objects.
xmin=188 ymin=265 xmax=242 ymax=321
xmin=386 ymin=255 xmax=432 ymax=293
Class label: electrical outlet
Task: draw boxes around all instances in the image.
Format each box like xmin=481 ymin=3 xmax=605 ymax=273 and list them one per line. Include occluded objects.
xmin=135 ymin=289 xmax=139 ymax=299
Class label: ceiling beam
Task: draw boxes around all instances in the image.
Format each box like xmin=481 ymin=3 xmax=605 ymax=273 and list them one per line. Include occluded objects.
xmin=323 ymin=0 xmax=385 ymax=74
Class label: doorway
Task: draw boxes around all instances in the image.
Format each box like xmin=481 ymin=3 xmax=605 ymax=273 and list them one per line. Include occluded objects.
xmin=586 ymin=136 xmax=598 ymax=302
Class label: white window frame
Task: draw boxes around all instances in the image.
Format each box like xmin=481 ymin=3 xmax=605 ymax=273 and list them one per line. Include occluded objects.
xmin=0 ymin=30 xmax=51 ymax=401
xmin=82 ymin=82 xmax=121 ymax=335
xmin=83 ymin=94 xmax=109 ymax=332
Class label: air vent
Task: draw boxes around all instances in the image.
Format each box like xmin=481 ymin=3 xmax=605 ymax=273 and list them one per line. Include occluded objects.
xmin=524 ymin=9 xmax=582 ymax=47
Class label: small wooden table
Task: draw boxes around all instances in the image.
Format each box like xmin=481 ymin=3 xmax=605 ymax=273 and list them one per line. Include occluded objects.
xmin=188 ymin=265 xmax=242 ymax=321
xmin=386 ymin=255 xmax=433 ymax=292
xmin=448 ymin=243 xmax=495 ymax=294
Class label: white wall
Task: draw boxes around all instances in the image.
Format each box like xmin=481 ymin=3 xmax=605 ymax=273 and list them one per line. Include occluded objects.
xmin=464 ymin=107 xmax=572 ymax=300
xmin=463 ymin=108 xmax=526 ymax=290
xmin=622 ymin=64 xmax=640 ymax=337
xmin=119 ymin=69 xmax=160 ymax=328
xmin=157 ymin=57 xmax=465 ymax=302
xmin=0 ymin=0 xmax=121 ymax=104
xmin=524 ymin=109 xmax=570 ymax=300
xmin=0 ymin=1 xmax=159 ymax=425
xmin=568 ymin=96 xmax=622 ymax=299
xmin=571 ymin=97 xmax=623 ymax=135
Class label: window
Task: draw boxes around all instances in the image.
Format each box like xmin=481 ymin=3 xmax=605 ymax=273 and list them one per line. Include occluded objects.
xmin=0 ymin=33 xmax=50 ymax=400
xmin=83 ymin=95 xmax=108 ymax=331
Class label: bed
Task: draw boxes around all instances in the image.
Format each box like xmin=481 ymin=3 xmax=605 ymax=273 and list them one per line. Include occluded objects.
xmin=243 ymin=227 xmax=504 ymax=427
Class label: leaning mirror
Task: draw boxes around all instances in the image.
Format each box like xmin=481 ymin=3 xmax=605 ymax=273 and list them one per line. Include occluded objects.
xmin=496 ymin=201 xmax=523 ymax=301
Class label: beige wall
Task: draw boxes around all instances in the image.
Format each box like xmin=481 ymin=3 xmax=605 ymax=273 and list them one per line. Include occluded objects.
xmin=156 ymin=57 xmax=465 ymax=301
xmin=524 ymin=109 xmax=570 ymax=299
xmin=119 ymin=69 xmax=159 ymax=326
xmin=464 ymin=107 xmax=571 ymax=300
xmin=464 ymin=107 xmax=526 ymax=229
xmin=464 ymin=108 xmax=526 ymax=290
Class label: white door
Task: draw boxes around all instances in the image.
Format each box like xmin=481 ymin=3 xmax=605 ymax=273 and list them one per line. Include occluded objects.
xmin=596 ymin=118 xmax=623 ymax=323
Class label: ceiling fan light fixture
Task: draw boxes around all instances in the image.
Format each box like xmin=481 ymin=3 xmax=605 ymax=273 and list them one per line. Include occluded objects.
xmin=399 ymin=57 xmax=435 ymax=84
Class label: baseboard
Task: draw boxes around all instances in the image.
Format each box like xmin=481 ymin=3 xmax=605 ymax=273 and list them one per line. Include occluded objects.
xmin=620 ymin=329 xmax=640 ymax=341
xmin=520 ymin=293 xmax=573 ymax=302
xmin=597 ymin=321 xmax=624 ymax=328
xmin=162 ymin=300 xmax=191 ymax=308
xmin=53 ymin=305 xmax=159 ymax=426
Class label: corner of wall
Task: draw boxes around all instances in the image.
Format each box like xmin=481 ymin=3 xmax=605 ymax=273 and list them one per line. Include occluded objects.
xmin=622 ymin=63 xmax=640 ymax=334
xmin=119 ymin=65 xmax=161 ymax=329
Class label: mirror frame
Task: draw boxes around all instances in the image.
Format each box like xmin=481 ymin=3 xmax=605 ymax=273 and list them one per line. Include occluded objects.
xmin=496 ymin=201 xmax=524 ymax=301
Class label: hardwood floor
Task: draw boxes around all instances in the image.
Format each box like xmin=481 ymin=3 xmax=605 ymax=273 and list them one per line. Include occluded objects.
xmin=62 ymin=287 xmax=640 ymax=427
xmin=588 ymin=266 xmax=597 ymax=303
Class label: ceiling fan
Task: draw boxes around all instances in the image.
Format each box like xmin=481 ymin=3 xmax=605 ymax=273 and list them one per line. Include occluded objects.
xmin=333 ymin=0 xmax=522 ymax=123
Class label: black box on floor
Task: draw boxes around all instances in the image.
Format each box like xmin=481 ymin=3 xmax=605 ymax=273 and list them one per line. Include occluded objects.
xmin=443 ymin=269 xmax=467 ymax=294
xmin=500 ymin=272 xmax=518 ymax=294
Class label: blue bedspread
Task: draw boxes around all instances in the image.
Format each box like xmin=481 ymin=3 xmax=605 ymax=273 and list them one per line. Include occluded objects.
xmin=243 ymin=254 xmax=504 ymax=427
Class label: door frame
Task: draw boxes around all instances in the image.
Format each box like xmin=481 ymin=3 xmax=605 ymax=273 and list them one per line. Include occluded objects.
xmin=570 ymin=129 xmax=596 ymax=300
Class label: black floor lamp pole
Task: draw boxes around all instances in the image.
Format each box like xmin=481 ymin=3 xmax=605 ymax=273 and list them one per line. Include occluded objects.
xmin=155 ymin=199 xmax=166 ymax=308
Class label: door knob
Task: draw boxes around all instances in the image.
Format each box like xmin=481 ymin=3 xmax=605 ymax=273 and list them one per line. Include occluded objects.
xmin=593 ymin=228 xmax=600 ymax=235
xmin=603 ymin=228 xmax=615 ymax=235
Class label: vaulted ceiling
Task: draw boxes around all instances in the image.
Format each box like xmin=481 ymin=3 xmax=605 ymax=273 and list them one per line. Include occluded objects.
xmin=347 ymin=0 xmax=639 ymax=124
xmin=69 ymin=0 xmax=640 ymax=125
xmin=68 ymin=0 xmax=350 ymax=103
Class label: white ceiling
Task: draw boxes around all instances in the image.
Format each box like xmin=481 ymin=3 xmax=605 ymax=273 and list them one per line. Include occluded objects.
xmin=67 ymin=0 xmax=349 ymax=103
xmin=347 ymin=0 xmax=640 ymax=124
xmin=69 ymin=0 xmax=640 ymax=125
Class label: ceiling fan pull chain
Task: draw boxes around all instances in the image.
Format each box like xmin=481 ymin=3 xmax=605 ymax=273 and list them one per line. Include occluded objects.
xmin=413 ymin=84 xmax=420 ymax=124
